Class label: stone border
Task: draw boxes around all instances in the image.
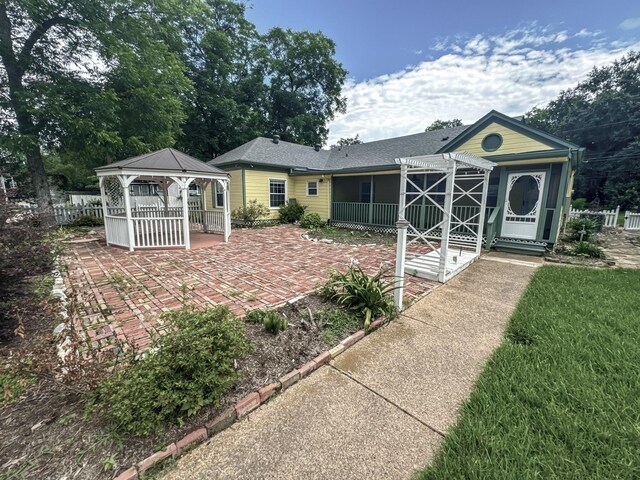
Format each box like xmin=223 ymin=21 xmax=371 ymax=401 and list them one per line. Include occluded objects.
xmin=113 ymin=317 xmax=387 ymax=480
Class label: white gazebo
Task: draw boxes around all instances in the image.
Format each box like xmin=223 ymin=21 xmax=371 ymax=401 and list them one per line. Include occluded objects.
xmin=95 ymin=148 xmax=231 ymax=251
xmin=394 ymin=152 xmax=496 ymax=308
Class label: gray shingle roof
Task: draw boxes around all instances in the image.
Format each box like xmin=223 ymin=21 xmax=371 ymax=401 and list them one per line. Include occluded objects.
xmin=207 ymin=126 xmax=470 ymax=172
xmin=96 ymin=148 xmax=227 ymax=175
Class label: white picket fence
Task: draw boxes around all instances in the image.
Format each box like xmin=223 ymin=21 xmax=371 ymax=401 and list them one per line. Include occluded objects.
xmin=624 ymin=212 xmax=640 ymax=231
xmin=567 ymin=205 xmax=619 ymax=228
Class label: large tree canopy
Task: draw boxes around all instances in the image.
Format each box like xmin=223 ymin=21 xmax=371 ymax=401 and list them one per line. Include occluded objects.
xmin=425 ymin=118 xmax=463 ymax=131
xmin=0 ymin=0 xmax=347 ymax=206
xmin=525 ymin=51 xmax=640 ymax=209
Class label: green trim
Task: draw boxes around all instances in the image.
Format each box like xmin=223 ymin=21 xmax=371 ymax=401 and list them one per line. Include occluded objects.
xmin=495 ymin=167 xmax=508 ymax=236
xmin=437 ymin=110 xmax=580 ymax=154
xmin=481 ymin=149 xmax=570 ymax=162
xmin=535 ymin=165 xmax=553 ymax=240
xmin=549 ymin=161 xmax=569 ymax=244
xmin=241 ymin=168 xmax=246 ymax=207
xmin=215 ymin=160 xmax=298 ymax=173
xmin=301 ymin=165 xmax=400 ymax=176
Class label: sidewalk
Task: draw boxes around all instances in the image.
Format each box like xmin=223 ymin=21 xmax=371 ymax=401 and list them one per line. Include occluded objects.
xmin=162 ymin=254 xmax=541 ymax=480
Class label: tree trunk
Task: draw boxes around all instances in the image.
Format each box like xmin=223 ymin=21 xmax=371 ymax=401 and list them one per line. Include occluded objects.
xmin=0 ymin=2 xmax=54 ymax=223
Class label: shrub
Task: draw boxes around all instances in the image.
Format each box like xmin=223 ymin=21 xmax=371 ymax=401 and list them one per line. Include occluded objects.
xmin=571 ymin=241 xmax=605 ymax=258
xmin=566 ymin=217 xmax=600 ymax=241
xmin=245 ymin=309 xmax=266 ymax=324
xmin=300 ymin=212 xmax=326 ymax=229
xmin=91 ymin=306 xmax=253 ymax=436
xmin=262 ymin=310 xmax=288 ymax=334
xmin=278 ymin=202 xmax=307 ymax=223
xmin=321 ymin=264 xmax=397 ymax=330
xmin=72 ymin=215 xmax=104 ymax=227
xmin=571 ymin=198 xmax=588 ymax=210
xmin=232 ymin=200 xmax=269 ymax=227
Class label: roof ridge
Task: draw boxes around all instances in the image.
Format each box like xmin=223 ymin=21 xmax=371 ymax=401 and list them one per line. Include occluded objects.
xmin=118 ymin=149 xmax=165 ymax=168
xmin=168 ymin=148 xmax=187 ymax=171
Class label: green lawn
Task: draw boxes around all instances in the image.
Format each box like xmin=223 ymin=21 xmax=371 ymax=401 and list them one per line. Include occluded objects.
xmin=416 ymin=266 xmax=640 ymax=480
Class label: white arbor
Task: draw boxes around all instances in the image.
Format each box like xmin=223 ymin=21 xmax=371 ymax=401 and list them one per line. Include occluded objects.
xmin=95 ymin=148 xmax=231 ymax=251
xmin=394 ymin=152 xmax=496 ymax=308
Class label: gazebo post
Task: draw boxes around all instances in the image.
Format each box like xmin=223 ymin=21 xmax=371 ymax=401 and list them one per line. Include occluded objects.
xmin=120 ymin=175 xmax=136 ymax=252
xmin=223 ymin=179 xmax=231 ymax=242
xmin=98 ymin=177 xmax=110 ymax=245
xmin=476 ymin=170 xmax=491 ymax=255
xmin=438 ymin=159 xmax=456 ymax=283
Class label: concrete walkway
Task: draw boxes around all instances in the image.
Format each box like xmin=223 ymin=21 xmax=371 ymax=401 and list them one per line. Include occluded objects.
xmin=162 ymin=254 xmax=541 ymax=480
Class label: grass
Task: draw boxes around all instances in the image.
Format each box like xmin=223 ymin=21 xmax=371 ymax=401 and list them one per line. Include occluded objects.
xmin=416 ymin=266 xmax=640 ymax=480
xmin=317 ymin=308 xmax=361 ymax=345
xmin=1 ymin=372 xmax=36 ymax=407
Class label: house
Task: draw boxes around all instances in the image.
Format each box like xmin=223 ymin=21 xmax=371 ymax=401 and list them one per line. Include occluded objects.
xmin=206 ymin=110 xmax=584 ymax=254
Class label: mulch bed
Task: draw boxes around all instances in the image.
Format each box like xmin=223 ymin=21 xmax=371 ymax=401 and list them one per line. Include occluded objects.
xmin=0 ymin=292 xmax=359 ymax=479
xmin=307 ymin=228 xmax=396 ymax=246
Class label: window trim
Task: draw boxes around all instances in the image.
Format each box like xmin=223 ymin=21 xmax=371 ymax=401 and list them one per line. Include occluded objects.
xmin=268 ymin=178 xmax=288 ymax=209
xmin=213 ymin=182 xmax=224 ymax=208
xmin=359 ymin=180 xmax=372 ymax=203
xmin=306 ymin=179 xmax=319 ymax=197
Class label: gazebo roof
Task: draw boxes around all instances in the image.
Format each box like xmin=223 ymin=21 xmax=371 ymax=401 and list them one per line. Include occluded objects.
xmin=95 ymin=148 xmax=227 ymax=177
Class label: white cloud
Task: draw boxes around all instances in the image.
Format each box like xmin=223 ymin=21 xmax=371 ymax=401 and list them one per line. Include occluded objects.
xmin=327 ymin=25 xmax=639 ymax=145
xmin=620 ymin=17 xmax=640 ymax=30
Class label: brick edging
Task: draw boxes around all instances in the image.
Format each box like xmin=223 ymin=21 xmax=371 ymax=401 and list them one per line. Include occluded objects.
xmin=113 ymin=317 xmax=387 ymax=479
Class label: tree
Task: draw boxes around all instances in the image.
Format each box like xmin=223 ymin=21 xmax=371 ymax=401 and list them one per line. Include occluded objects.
xmin=0 ymin=0 xmax=193 ymax=215
xmin=425 ymin=118 xmax=463 ymax=131
xmin=525 ymin=51 xmax=640 ymax=209
xmin=331 ymin=134 xmax=362 ymax=148
xmin=262 ymin=28 xmax=347 ymax=146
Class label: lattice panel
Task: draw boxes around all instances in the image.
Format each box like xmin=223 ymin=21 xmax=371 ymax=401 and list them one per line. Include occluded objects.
xmin=104 ymin=176 xmax=123 ymax=207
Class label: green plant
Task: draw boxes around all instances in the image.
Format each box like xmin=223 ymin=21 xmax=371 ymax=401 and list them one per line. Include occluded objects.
xmin=90 ymin=306 xmax=253 ymax=436
xmin=71 ymin=215 xmax=104 ymax=227
xmin=278 ymin=201 xmax=307 ymax=223
xmin=321 ymin=265 xmax=397 ymax=330
xmin=566 ymin=217 xmax=600 ymax=240
xmin=262 ymin=311 xmax=288 ymax=334
xmin=0 ymin=372 xmax=36 ymax=406
xmin=300 ymin=212 xmax=326 ymax=229
xmin=245 ymin=309 xmax=266 ymax=324
xmin=231 ymin=199 xmax=269 ymax=227
xmin=315 ymin=308 xmax=361 ymax=345
xmin=571 ymin=197 xmax=588 ymax=210
xmin=571 ymin=241 xmax=605 ymax=258
xmin=102 ymin=454 xmax=116 ymax=472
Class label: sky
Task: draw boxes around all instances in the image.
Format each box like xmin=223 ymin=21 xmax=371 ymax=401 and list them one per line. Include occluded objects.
xmin=245 ymin=0 xmax=640 ymax=145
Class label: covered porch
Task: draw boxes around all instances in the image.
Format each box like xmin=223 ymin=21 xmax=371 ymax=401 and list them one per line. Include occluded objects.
xmin=95 ymin=148 xmax=231 ymax=251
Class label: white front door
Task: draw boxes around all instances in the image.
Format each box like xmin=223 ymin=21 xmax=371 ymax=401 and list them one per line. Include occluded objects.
xmin=502 ymin=172 xmax=546 ymax=240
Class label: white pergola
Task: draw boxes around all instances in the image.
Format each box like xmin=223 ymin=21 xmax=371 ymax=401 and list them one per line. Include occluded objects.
xmin=394 ymin=152 xmax=496 ymax=308
xmin=95 ymin=148 xmax=231 ymax=251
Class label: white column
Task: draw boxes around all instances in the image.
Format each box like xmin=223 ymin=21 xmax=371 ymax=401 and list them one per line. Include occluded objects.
xmin=99 ymin=176 xmax=110 ymax=245
xmin=475 ymin=170 xmax=491 ymax=255
xmin=120 ymin=175 xmax=136 ymax=252
xmin=394 ymin=219 xmax=410 ymax=310
xmin=224 ymin=178 xmax=231 ymax=242
xmin=438 ymin=161 xmax=456 ymax=283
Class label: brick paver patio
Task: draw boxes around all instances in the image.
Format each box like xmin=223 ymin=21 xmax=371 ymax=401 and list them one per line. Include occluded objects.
xmin=62 ymin=225 xmax=436 ymax=357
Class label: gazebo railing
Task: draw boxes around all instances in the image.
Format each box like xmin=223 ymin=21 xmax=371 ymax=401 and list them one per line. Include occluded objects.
xmin=104 ymin=216 xmax=129 ymax=247
xmin=133 ymin=216 xmax=184 ymax=248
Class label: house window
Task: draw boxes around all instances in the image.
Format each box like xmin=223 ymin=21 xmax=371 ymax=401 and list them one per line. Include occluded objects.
xmin=269 ymin=179 xmax=287 ymax=208
xmin=307 ymin=180 xmax=318 ymax=196
xmin=213 ymin=182 xmax=224 ymax=208
xmin=360 ymin=181 xmax=372 ymax=203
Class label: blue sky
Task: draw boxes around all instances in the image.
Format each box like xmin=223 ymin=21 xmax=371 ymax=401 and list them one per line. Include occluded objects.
xmin=246 ymin=1 xmax=640 ymax=144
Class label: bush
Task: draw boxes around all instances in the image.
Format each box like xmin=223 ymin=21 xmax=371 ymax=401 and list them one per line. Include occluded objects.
xmin=262 ymin=310 xmax=288 ymax=334
xmin=300 ymin=212 xmax=326 ymax=229
xmin=71 ymin=215 xmax=104 ymax=227
xmin=566 ymin=217 xmax=600 ymax=240
xmin=92 ymin=306 xmax=253 ymax=436
xmin=571 ymin=198 xmax=588 ymax=210
xmin=278 ymin=202 xmax=307 ymax=223
xmin=321 ymin=264 xmax=397 ymax=330
xmin=245 ymin=309 xmax=266 ymax=324
xmin=231 ymin=200 xmax=269 ymax=227
xmin=571 ymin=241 xmax=605 ymax=258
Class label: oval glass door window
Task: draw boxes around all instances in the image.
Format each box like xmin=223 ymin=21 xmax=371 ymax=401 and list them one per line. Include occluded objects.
xmin=508 ymin=175 xmax=540 ymax=216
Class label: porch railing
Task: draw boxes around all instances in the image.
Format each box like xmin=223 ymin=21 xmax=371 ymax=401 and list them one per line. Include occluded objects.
xmin=104 ymin=216 xmax=129 ymax=247
xmin=331 ymin=202 xmax=495 ymax=231
xmin=132 ymin=217 xmax=184 ymax=248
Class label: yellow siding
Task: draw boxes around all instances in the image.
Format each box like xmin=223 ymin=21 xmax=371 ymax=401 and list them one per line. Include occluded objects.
xmin=456 ymin=122 xmax=554 ymax=156
xmin=291 ymin=175 xmax=331 ymax=220
xmin=244 ymin=169 xmax=288 ymax=219
xmin=204 ymin=169 xmax=243 ymax=212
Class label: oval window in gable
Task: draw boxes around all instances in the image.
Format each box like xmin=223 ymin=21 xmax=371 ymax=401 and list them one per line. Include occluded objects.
xmin=481 ymin=133 xmax=503 ymax=152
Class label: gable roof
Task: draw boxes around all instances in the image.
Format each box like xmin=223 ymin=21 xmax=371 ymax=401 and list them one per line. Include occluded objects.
xmin=96 ymin=148 xmax=227 ymax=176
xmin=208 ymin=125 xmax=469 ymax=172
xmin=437 ymin=110 xmax=580 ymax=153
xmin=207 ymin=110 xmax=579 ymax=173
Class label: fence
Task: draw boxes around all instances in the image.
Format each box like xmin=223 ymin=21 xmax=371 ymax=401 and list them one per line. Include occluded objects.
xmin=624 ymin=212 xmax=640 ymax=231
xmin=567 ymin=205 xmax=619 ymax=228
